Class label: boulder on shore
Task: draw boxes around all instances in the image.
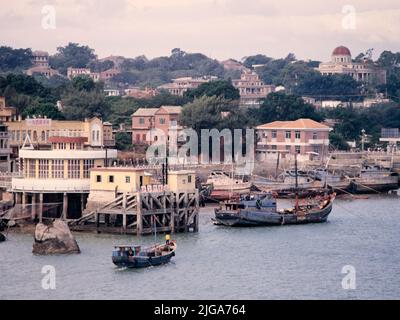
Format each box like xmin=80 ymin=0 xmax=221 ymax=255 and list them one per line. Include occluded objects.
xmin=32 ymin=220 xmax=80 ymax=255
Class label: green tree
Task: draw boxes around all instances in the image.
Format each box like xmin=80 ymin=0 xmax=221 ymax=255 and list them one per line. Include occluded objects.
xmin=115 ymin=132 xmax=132 ymax=151
xmin=184 ymin=80 xmax=240 ymax=100
xmin=49 ymin=43 xmax=97 ymax=75
xmin=72 ymin=75 xmax=96 ymax=91
xmin=180 ymin=95 xmax=248 ymax=134
xmin=243 ymin=54 xmax=272 ymax=69
xmin=87 ymin=60 xmax=114 ymax=72
xmin=0 ymin=46 xmax=32 ymax=72
xmin=61 ymin=89 xmax=110 ymax=120
xmin=22 ymin=102 xmax=64 ymax=120
xmin=257 ymin=92 xmax=323 ymax=124
xmin=105 ymin=97 xmax=139 ymax=126
xmin=293 ymin=72 xmax=361 ymax=101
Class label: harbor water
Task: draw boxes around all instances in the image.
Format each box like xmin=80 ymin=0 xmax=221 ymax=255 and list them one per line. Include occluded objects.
xmin=1 ymin=193 xmax=400 ymax=300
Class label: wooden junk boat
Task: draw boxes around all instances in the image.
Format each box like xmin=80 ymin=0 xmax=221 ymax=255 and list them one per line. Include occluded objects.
xmin=112 ymin=240 xmax=177 ymax=269
xmin=213 ymin=192 xmax=336 ymax=227
xmin=214 ymin=153 xmax=336 ymax=227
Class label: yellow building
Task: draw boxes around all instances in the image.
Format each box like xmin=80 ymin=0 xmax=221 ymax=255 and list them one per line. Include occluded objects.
xmin=167 ymin=170 xmax=196 ymax=193
xmin=0 ymin=97 xmax=17 ymax=122
xmin=86 ymin=167 xmax=152 ymax=211
xmin=6 ymin=116 xmax=115 ymax=155
xmin=11 ymin=138 xmax=118 ymax=220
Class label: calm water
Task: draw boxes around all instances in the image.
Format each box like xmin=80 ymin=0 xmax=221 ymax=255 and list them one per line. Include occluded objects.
xmin=1 ymin=193 xmax=400 ymax=300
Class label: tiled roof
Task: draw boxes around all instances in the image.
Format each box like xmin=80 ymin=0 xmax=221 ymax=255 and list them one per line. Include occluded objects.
xmin=156 ymin=106 xmax=182 ymax=114
xmin=131 ymin=108 xmax=159 ymax=117
xmin=256 ymin=119 xmax=330 ymax=130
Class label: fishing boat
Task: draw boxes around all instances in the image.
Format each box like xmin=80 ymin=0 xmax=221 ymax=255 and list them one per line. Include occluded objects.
xmin=214 ymin=192 xmax=335 ymax=227
xmin=112 ymin=240 xmax=177 ymax=269
xmin=347 ymin=165 xmax=399 ymax=193
xmin=214 ymin=153 xmax=336 ymax=227
xmin=206 ymin=170 xmax=251 ymax=200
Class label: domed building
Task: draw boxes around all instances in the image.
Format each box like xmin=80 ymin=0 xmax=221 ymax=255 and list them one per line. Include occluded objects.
xmin=318 ymin=46 xmax=386 ymax=84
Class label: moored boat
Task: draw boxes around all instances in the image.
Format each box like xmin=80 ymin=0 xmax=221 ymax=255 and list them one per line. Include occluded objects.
xmin=206 ymin=170 xmax=251 ymax=201
xmin=214 ymin=192 xmax=336 ymax=227
xmin=112 ymin=240 xmax=176 ymax=269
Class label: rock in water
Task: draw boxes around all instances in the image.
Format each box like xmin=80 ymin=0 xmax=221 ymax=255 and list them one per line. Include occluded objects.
xmin=32 ymin=220 xmax=80 ymax=255
xmin=0 ymin=232 xmax=6 ymax=242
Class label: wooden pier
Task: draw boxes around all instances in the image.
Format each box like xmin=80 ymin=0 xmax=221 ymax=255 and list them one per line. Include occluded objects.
xmin=69 ymin=190 xmax=199 ymax=235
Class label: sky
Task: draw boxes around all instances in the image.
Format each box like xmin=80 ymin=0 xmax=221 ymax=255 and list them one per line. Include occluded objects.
xmin=1 ymin=0 xmax=400 ymax=62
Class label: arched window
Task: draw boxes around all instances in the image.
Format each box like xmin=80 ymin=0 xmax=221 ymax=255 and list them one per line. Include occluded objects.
xmin=41 ymin=131 xmax=46 ymax=141
xmin=33 ymin=131 xmax=38 ymax=141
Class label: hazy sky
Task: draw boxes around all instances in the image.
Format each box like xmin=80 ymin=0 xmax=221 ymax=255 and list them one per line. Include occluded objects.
xmin=1 ymin=0 xmax=400 ymax=61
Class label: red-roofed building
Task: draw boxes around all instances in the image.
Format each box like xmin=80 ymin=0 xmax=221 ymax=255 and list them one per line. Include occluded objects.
xmin=131 ymin=106 xmax=183 ymax=144
xmin=318 ymin=46 xmax=386 ymax=84
xmin=256 ymin=119 xmax=332 ymax=161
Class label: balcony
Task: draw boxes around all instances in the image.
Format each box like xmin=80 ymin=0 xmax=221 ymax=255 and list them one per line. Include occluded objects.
xmin=11 ymin=178 xmax=90 ymax=193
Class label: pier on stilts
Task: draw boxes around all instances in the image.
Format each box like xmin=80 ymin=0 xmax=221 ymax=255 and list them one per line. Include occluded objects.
xmin=69 ymin=190 xmax=199 ymax=235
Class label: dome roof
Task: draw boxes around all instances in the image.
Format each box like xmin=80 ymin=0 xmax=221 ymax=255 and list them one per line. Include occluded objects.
xmin=332 ymin=46 xmax=351 ymax=56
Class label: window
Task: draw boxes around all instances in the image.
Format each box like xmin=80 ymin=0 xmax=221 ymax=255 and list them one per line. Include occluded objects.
xmin=109 ymin=176 xmax=114 ymax=183
xmin=159 ymin=118 xmax=166 ymax=124
xmin=96 ymin=175 xmax=102 ymax=183
xmin=51 ymin=160 xmax=64 ymax=179
xmin=295 ymin=131 xmax=301 ymax=139
xmin=83 ymin=160 xmax=94 ymax=179
xmin=41 ymin=131 xmax=46 ymax=142
xmin=286 ymin=145 xmax=291 ymax=151
xmin=125 ymin=176 xmax=131 ymax=183
xmin=136 ymin=134 xmax=140 ymax=142
xmin=285 ymin=131 xmax=291 ymax=139
xmin=39 ymin=160 xmax=49 ymax=179
xmin=271 ymin=145 xmax=277 ymax=150
xmin=271 ymin=130 xmax=277 ymax=139
xmin=188 ymin=175 xmax=192 ymax=183
xmin=295 ymin=146 xmax=301 ymax=154
xmin=139 ymin=118 xmax=145 ymax=124
xmin=68 ymin=160 xmax=80 ymax=179
xmin=312 ymin=132 xmax=318 ymax=140
xmin=29 ymin=159 xmax=36 ymax=178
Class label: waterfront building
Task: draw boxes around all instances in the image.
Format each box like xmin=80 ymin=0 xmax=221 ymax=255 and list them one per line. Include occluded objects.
xmin=158 ymin=76 xmax=217 ymax=96
xmin=256 ymin=118 xmax=331 ymax=161
xmin=26 ymin=51 xmax=59 ymax=78
xmin=11 ymin=137 xmax=118 ymax=220
xmin=318 ymin=46 xmax=386 ymax=84
xmin=0 ymin=123 xmax=12 ymax=172
xmin=232 ymin=70 xmax=275 ymax=108
xmin=6 ymin=117 xmax=115 ymax=157
xmin=86 ymin=167 xmax=152 ymax=211
xmin=131 ymin=106 xmax=182 ymax=144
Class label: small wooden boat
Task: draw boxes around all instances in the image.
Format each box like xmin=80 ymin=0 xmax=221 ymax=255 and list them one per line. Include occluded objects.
xmin=112 ymin=241 xmax=177 ymax=269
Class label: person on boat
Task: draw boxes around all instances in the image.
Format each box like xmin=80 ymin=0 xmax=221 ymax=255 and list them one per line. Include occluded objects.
xmin=128 ymin=248 xmax=134 ymax=257
xmin=166 ymin=234 xmax=171 ymax=245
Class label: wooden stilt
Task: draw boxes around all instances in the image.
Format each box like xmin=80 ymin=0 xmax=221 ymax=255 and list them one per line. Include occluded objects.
xmin=62 ymin=193 xmax=68 ymax=220
xmin=39 ymin=193 xmax=44 ymax=223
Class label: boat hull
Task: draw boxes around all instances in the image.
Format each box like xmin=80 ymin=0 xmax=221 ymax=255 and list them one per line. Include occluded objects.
xmin=215 ymin=201 xmax=333 ymax=227
xmin=112 ymin=251 xmax=175 ymax=268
